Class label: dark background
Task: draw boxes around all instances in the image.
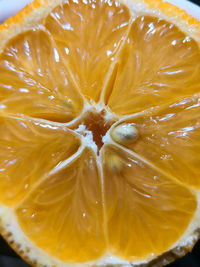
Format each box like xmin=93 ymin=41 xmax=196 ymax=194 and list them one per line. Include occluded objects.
xmin=0 ymin=0 xmax=200 ymax=266
xmin=192 ymin=0 xmax=200 ymax=4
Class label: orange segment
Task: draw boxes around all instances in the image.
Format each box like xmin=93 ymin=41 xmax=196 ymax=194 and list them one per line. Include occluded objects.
xmin=0 ymin=116 xmax=80 ymax=206
xmin=16 ymin=148 xmax=106 ymax=262
xmin=45 ymin=0 xmax=131 ymax=102
xmin=106 ymin=16 xmax=200 ymax=115
xmin=0 ymin=29 xmax=83 ymax=122
xmin=102 ymin=145 xmax=197 ymax=260
xmin=112 ymin=96 xmax=200 ymax=188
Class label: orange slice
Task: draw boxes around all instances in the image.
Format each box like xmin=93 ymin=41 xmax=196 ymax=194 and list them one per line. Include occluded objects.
xmin=16 ymin=148 xmax=105 ymax=262
xmin=106 ymin=15 xmax=200 ymax=115
xmin=0 ymin=30 xmax=83 ymax=122
xmin=102 ymin=145 xmax=196 ymax=260
xmin=0 ymin=0 xmax=199 ymax=266
xmin=0 ymin=116 xmax=80 ymax=206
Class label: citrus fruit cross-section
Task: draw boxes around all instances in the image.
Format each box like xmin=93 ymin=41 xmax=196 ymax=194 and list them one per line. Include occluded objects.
xmin=0 ymin=0 xmax=200 ymax=266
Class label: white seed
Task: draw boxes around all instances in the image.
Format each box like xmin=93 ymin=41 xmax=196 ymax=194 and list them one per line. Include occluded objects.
xmin=111 ymin=123 xmax=138 ymax=144
xmin=65 ymin=98 xmax=74 ymax=109
xmin=108 ymin=154 xmax=122 ymax=173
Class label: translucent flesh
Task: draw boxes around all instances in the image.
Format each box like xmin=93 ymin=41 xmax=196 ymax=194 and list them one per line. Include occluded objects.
xmin=45 ymin=0 xmax=130 ymax=102
xmin=111 ymin=96 xmax=200 ymax=188
xmin=0 ymin=0 xmax=199 ymax=263
xmin=16 ymin=148 xmax=106 ymax=262
xmin=0 ymin=115 xmax=80 ymax=206
xmin=0 ymin=30 xmax=83 ymax=122
xmin=102 ymin=145 xmax=197 ymax=260
xmin=106 ymin=16 xmax=200 ymax=115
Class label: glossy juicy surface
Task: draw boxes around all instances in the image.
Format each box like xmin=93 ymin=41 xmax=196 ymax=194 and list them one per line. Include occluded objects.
xmin=0 ymin=0 xmax=199 ymax=263
xmin=106 ymin=16 xmax=200 ymax=115
xmin=102 ymin=145 xmax=196 ymax=260
xmin=17 ymin=148 xmax=106 ymax=262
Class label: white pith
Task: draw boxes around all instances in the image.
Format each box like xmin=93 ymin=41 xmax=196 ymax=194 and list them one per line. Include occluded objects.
xmin=0 ymin=0 xmax=199 ymax=266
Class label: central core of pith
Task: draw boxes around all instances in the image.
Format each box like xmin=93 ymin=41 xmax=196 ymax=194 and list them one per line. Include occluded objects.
xmin=72 ymin=110 xmax=115 ymax=152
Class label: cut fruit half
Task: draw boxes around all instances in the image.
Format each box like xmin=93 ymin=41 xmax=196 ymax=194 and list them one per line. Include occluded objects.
xmin=0 ymin=0 xmax=200 ymax=266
